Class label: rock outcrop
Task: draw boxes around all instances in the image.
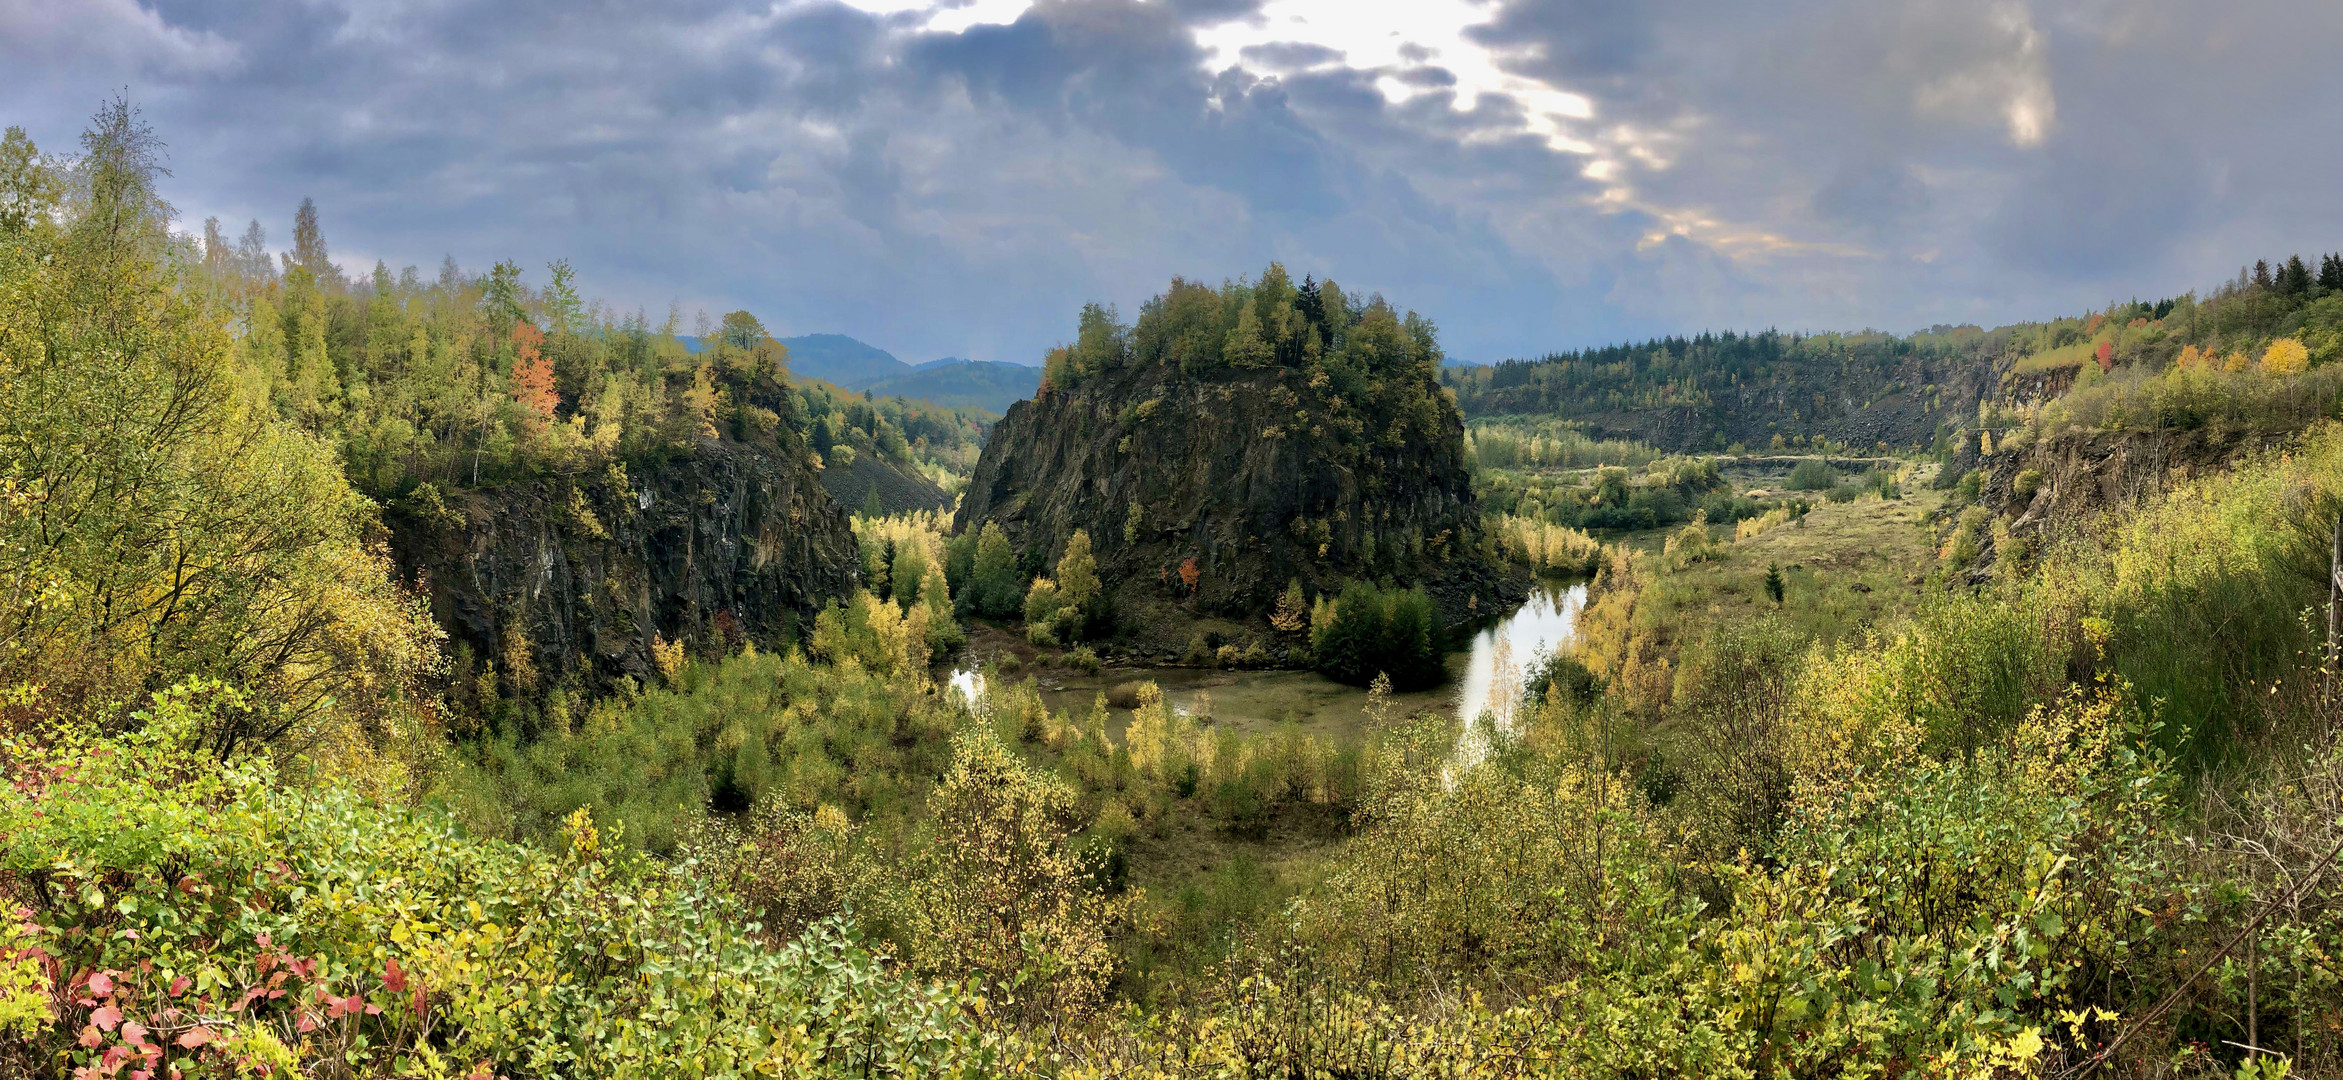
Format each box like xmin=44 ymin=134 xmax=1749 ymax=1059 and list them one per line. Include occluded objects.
xmin=387 ymin=432 xmax=860 ymax=694
xmin=1980 ymin=426 xmax=2275 ymax=540
xmin=956 ymin=351 xmax=1517 ymax=649
xmin=819 ymin=451 xmax=953 ymax=515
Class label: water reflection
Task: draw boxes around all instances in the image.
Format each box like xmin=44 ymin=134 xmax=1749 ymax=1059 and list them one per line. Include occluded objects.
xmin=947 ymin=667 xmax=986 ymax=712
xmin=941 ymin=578 xmax=1588 ymax=760
xmin=1452 ymin=581 xmax=1587 ymax=765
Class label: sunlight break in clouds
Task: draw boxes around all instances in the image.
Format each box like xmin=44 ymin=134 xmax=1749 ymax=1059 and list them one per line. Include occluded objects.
xmin=833 ymin=0 xmax=1602 ymax=154
xmin=1192 ymin=0 xmax=1596 ymax=155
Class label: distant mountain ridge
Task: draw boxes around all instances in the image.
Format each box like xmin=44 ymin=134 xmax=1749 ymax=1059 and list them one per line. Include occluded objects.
xmin=682 ymin=333 xmax=1039 ymax=415
xmin=865 ymin=360 xmax=1040 ymax=415
xmin=776 ymin=333 xmax=914 ymax=387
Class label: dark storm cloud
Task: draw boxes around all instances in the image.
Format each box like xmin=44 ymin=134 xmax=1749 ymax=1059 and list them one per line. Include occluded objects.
xmin=2 ymin=0 xmax=2339 ymax=364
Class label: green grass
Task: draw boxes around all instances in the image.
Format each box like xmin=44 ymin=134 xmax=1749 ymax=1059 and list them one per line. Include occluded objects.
xmin=1623 ymin=471 xmax=1944 ymax=651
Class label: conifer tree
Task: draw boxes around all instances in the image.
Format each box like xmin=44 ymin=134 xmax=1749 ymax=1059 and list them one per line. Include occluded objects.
xmin=2281 ymin=254 xmax=2313 ymax=298
xmin=289 ymin=196 xmax=334 ymax=285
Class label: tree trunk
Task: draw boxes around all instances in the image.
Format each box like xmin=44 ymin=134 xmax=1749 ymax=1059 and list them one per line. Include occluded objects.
xmin=2329 ymin=507 xmax=2341 ymax=681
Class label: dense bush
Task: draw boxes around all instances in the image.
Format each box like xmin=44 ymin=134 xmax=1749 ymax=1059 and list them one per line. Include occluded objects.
xmin=1784 ymin=458 xmax=1838 ymax=490
xmin=1307 ymin=581 xmax=1444 ymax=690
xmin=443 ymin=590 xmax=948 ymax=853
xmin=0 ymin=682 xmax=993 ymax=1078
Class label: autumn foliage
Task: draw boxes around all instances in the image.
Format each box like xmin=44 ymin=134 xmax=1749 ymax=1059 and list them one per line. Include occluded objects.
xmin=509 ymin=322 xmax=557 ymax=419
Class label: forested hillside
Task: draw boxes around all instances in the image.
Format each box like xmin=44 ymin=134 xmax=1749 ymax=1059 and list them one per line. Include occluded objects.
xmin=4 ymin=104 xmax=2343 ymax=1080
xmin=1444 ymin=326 xmax=2005 ymax=452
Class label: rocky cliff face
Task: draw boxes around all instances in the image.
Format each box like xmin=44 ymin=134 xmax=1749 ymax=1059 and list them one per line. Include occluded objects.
xmin=387 ymin=432 xmax=860 ymax=694
xmin=820 ymin=452 xmax=953 ymax=515
xmin=1980 ymin=426 xmax=2274 ymax=542
xmin=956 ymin=360 xmax=1518 ymax=644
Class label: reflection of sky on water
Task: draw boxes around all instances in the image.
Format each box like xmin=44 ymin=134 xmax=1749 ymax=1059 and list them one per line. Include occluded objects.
xmin=1452 ymin=581 xmax=1587 ymax=766
xmin=942 ymin=581 xmax=1589 ymax=766
xmin=947 ymin=667 xmax=985 ymax=711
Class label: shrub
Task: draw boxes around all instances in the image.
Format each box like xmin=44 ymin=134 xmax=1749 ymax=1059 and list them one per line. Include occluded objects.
xmin=1105 ymin=681 xmax=1148 ymax=709
xmin=1023 ymin=575 xmax=1063 ymax=635
xmin=1661 ymin=516 xmax=1719 ymax=567
xmin=2012 ymin=467 xmax=2044 ymax=499
xmin=1785 ymin=459 xmax=1838 ymax=490
xmin=0 ymin=684 xmax=989 ymax=1078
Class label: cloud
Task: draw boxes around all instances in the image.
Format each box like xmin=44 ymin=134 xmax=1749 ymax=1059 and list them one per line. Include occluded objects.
xmin=0 ymin=0 xmax=2336 ymax=365
xmin=0 ymin=0 xmax=240 ymax=77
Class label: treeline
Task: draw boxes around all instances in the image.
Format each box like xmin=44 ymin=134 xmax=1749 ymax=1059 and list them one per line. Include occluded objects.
xmin=1970 ymin=254 xmax=2343 ymax=449
xmin=1034 ymin=264 xmax=1455 ymax=461
xmin=1442 ymin=325 xmax=1998 ymax=451
xmin=184 ymin=198 xmax=988 ymax=500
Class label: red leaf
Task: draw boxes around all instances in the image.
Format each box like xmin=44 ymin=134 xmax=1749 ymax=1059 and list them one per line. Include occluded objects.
xmin=88 ymin=972 xmax=115 ymax=996
xmin=79 ymin=1024 xmax=102 ymax=1048
xmin=92 ymin=1005 xmax=121 ymax=1032
xmin=167 ymin=976 xmax=190 ymax=996
xmin=175 ymin=1027 xmax=214 ymax=1049
xmin=296 ymin=1012 xmax=317 ymax=1033
xmin=120 ymin=1021 xmax=148 ymax=1049
xmin=382 ymin=958 xmax=407 ymax=994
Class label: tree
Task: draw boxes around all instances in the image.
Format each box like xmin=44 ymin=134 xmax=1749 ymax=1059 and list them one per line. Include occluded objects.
xmin=480 ymin=259 xmax=526 ymax=329
xmin=1054 ymin=530 xmax=1099 ymax=621
xmin=2280 ymin=254 xmax=2313 ymax=299
xmin=2253 ymin=259 xmax=2273 ymax=289
xmin=964 ymin=522 xmax=1022 ymax=619
xmin=2320 ymin=253 xmax=2343 ymax=296
xmin=0 ymin=96 xmax=437 ymax=748
xmin=0 ymin=127 xmax=60 ymax=235
xmin=2262 ymin=337 xmax=2310 ymax=376
xmin=1022 ymin=577 xmax=1062 ymax=645
xmin=718 ymin=310 xmax=768 ymax=351
xmin=288 ymin=196 xmax=334 ymax=285
xmin=1270 ymin=579 xmax=1309 ymax=634
xmin=903 ymin=730 xmax=1129 ymax=1023
xmin=1764 ymin=563 xmax=1785 ymax=604
xmin=543 ymin=259 xmax=584 ymax=336
xmin=510 ymin=322 xmax=558 ymax=419
xmin=235 ymin=219 xmax=275 ymax=283
xmin=1311 ymin=581 xmax=1444 ymax=690
xmin=1223 ymin=303 xmax=1273 ymax=368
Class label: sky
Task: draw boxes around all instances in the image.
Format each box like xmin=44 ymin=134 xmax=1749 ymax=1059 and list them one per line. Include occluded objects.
xmin=4 ymin=0 xmax=2339 ymax=366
